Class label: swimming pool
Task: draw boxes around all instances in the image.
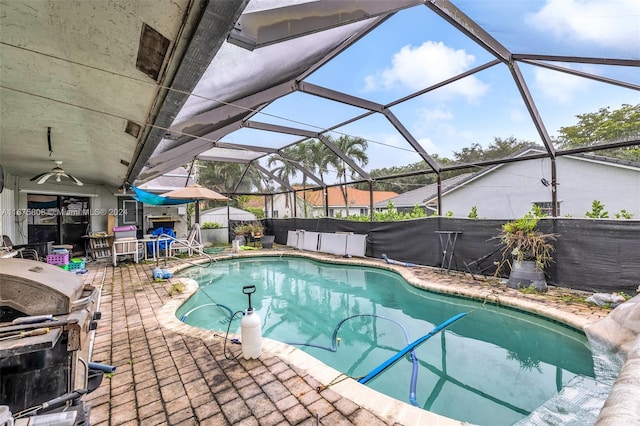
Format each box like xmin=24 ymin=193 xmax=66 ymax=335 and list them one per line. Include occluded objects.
xmin=177 ymin=256 xmax=595 ymax=425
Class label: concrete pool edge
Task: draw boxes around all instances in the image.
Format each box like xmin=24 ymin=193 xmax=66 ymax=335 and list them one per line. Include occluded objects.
xmin=159 ymin=250 xmax=612 ymax=425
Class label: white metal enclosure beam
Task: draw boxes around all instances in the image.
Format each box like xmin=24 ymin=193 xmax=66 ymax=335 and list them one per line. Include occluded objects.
xmin=227 ymin=0 xmax=424 ymax=50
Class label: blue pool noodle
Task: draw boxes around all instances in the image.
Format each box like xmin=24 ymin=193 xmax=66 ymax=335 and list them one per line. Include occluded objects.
xmin=88 ymin=361 xmax=116 ymax=373
xmin=358 ymin=312 xmax=467 ymax=385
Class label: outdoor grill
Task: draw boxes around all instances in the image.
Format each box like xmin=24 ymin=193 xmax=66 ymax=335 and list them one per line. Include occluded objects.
xmin=0 ymin=258 xmax=103 ymax=424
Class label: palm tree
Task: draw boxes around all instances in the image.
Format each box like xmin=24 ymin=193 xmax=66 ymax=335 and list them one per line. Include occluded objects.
xmin=327 ymin=135 xmax=368 ymax=216
xmin=197 ymin=161 xmax=263 ymax=209
xmin=294 ymin=141 xmax=321 ymax=217
xmin=308 ymin=140 xmax=333 ymax=183
xmin=267 ymin=147 xmax=301 ymax=216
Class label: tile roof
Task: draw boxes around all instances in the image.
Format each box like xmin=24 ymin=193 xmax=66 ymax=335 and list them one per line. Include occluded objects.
xmin=374 ymin=173 xmax=474 ymax=207
xmin=295 ymin=186 xmax=397 ymax=207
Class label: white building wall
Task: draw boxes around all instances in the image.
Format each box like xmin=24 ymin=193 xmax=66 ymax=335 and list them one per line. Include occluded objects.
xmin=269 ymin=193 xmax=325 ymax=218
xmin=441 ymin=156 xmax=640 ymax=219
xmin=556 ymin=156 xmax=640 ymax=218
xmin=442 ymin=158 xmax=551 ymax=219
xmin=270 ymin=193 xmax=295 ymax=218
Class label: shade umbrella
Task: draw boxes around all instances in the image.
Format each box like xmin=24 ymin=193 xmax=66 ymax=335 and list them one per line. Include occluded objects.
xmin=162 ymin=183 xmax=229 ymax=224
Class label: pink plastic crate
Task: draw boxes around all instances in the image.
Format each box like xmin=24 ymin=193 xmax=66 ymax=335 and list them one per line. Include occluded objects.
xmin=47 ymin=253 xmax=69 ymax=266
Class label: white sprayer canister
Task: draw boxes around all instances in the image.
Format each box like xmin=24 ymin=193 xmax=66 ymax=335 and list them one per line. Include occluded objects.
xmin=241 ymin=308 xmax=262 ymax=359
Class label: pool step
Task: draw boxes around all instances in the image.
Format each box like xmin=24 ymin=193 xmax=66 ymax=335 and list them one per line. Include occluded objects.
xmin=514 ymin=375 xmax=610 ymax=426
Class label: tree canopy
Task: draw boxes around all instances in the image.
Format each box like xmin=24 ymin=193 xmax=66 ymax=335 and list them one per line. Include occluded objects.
xmin=555 ymin=103 xmax=640 ymax=161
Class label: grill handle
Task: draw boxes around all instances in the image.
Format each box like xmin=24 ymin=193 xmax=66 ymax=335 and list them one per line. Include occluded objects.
xmin=71 ymin=285 xmax=98 ymax=311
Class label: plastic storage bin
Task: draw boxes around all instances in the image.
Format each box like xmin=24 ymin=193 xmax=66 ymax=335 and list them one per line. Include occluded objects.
xmin=46 ymin=253 xmax=69 ymax=266
xmin=68 ymin=258 xmax=86 ymax=270
xmin=113 ymin=225 xmax=137 ymax=239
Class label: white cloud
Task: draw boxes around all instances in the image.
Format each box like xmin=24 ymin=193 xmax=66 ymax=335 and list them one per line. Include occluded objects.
xmin=413 ymin=107 xmax=453 ymax=134
xmin=533 ymin=67 xmax=590 ymax=103
xmin=510 ymin=108 xmax=527 ymax=123
xmin=411 ymin=107 xmax=477 ymax=156
xmin=416 ymin=137 xmax=439 ymax=154
xmin=415 ymin=107 xmax=471 ymax=139
xmin=363 ymin=41 xmax=489 ymax=102
xmin=526 ymin=0 xmax=640 ymax=51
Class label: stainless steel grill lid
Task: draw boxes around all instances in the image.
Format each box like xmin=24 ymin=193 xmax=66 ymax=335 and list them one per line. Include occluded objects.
xmin=0 ymin=259 xmax=85 ymax=316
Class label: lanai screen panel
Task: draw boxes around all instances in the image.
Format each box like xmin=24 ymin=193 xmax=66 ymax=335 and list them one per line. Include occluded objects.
xmin=141 ymin=0 xmax=639 ymax=192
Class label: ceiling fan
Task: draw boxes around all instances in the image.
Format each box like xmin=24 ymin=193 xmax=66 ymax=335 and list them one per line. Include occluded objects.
xmin=30 ymin=160 xmax=84 ymax=186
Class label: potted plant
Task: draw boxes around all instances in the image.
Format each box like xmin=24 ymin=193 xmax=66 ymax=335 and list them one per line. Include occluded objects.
xmin=232 ymin=223 xmax=250 ymax=245
xmin=498 ymin=211 xmax=557 ymax=291
xmin=247 ymin=222 xmax=264 ymax=238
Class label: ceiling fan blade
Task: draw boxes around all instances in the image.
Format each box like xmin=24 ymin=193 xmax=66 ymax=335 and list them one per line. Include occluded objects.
xmin=66 ymin=173 xmax=84 ymax=186
xmin=36 ymin=173 xmax=54 ymax=184
xmin=30 ymin=172 xmax=48 ymax=182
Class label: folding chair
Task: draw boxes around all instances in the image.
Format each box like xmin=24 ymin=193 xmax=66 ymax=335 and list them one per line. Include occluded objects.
xmin=169 ymin=224 xmax=203 ymax=256
xmin=2 ymin=235 xmax=40 ymax=261
xmin=464 ymin=246 xmax=502 ymax=280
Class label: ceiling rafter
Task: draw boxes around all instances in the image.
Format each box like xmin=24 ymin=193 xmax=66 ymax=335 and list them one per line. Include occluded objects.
xmin=127 ymin=0 xmax=250 ymax=183
xmin=383 ymin=110 xmax=441 ymax=173
xmin=245 ymin=121 xmax=371 ymax=181
xmin=518 ymin=59 xmax=640 ymax=92
xmin=252 ymin=163 xmax=295 ymax=193
xmin=227 ymin=0 xmax=423 ymax=51
xmin=277 ymin=149 xmax=326 ymax=188
xmin=147 ymin=122 xmax=243 ymax=167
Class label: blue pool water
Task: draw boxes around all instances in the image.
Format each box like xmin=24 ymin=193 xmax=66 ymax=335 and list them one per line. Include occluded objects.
xmin=176 ymin=256 xmax=595 ymax=425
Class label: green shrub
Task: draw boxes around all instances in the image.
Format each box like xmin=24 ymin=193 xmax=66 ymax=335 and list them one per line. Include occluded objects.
xmin=468 ymin=206 xmax=478 ymax=219
xmin=615 ymin=209 xmax=634 ymax=219
xmin=585 ymin=200 xmax=609 ymax=218
xmin=343 ymin=201 xmax=427 ymax=222
xmin=201 ymin=222 xmax=222 ymax=229
xmin=245 ymin=207 xmax=264 ymax=219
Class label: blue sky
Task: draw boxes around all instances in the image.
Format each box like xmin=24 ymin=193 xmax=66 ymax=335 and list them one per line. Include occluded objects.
xmin=219 ymin=0 xmax=639 ymax=175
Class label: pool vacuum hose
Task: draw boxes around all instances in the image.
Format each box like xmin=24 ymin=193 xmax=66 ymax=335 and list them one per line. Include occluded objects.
xmin=286 ymin=314 xmax=421 ymax=406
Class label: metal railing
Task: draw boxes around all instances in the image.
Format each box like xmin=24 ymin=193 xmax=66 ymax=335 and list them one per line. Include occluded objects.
xmin=156 ymin=233 xmax=215 ymax=268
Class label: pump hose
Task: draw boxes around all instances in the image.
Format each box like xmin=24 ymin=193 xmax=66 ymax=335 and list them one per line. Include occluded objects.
xmin=285 ymin=314 xmax=420 ymax=406
xmin=179 ymin=303 xmax=233 ymax=322
xmin=180 ymin=301 xmax=242 ymax=360
xmin=216 ymin=310 xmax=244 ymax=361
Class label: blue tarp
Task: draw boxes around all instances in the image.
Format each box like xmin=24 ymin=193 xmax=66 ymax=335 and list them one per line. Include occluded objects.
xmin=131 ymin=185 xmax=195 ymax=205
xmin=147 ymin=227 xmax=175 ymax=253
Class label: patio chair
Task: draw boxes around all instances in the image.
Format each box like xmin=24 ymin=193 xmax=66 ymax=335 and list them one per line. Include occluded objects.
xmin=2 ymin=235 xmax=40 ymax=261
xmin=463 ymin=246 xmax=502 ymax=280
xmin=169 ymin=224 xmax=203 ymax=256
